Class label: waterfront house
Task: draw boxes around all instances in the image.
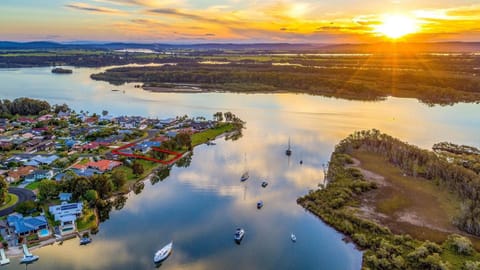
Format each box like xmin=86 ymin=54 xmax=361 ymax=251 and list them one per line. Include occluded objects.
xmin=7 ymin=213 xmax=48 ymax=236
xmin=48 ymin=202 xmax=83 ymax=235
xmin=85 ymin=160 xmax=122 ymax=172
xmin=132 ymin=141 xmax=162 ymax=154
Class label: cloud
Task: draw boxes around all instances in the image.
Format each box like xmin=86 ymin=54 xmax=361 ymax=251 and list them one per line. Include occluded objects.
xmin=93 ymin=0 xmax=182 ymax=7
xmin=146 ymin=8 xmax=220 ymax=23
xmin=446 ymin=5 xmax=480 ymax=17
xmin=65 ymin=2 xmax=126 ymax=15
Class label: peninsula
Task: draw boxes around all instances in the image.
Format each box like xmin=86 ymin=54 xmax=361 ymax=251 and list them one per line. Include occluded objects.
xmin=298 ymin=130 xmax=480 ymax=269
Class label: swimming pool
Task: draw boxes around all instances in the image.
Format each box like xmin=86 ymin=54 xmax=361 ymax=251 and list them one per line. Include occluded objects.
xmin=38 ymin=228 xmax=50 ymax=238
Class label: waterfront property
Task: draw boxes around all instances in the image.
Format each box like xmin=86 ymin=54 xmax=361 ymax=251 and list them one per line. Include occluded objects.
xmin=48 ymin=202 xmax=83 ymax=235
xmin=7 ymin=213 xmax=48 ymax=237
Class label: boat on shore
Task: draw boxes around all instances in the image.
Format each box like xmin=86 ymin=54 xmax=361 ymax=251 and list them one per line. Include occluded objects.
xmin=234 ymin=228 xmax=245 ymax=243
xmin=261 ymin=181 xmax=268 ymax=188
xmin=154 ymin=242 xmax=173 ymax=264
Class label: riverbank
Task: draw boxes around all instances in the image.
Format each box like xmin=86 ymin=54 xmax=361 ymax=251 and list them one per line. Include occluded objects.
xmin=298 ymin=130 xmax=480 ymax=269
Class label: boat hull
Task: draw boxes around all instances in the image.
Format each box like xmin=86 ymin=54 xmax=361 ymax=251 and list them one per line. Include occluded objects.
xmin=20 ymin=256 xmax=39 ymax=264
xmin=154 ymin=242 xmax=173 ymax=264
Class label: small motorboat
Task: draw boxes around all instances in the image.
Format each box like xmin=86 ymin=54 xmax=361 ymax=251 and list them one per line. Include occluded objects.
xmin=154 ymin=242 xmax=173 ymax=264
xmin=240 ymin=172 xmax=249 ymax=182
xmin=20 ymin=255 xmax=39 ymax=264
xmin=234 ymin=228 xmax=245 ymax=243
xmin=261 ymin=181 xmax=268 ymax=188
xmin=300 ymin=160 xmax=303 ymax=165
xmin=291 ymin=233 xmax=297 ymax=242
xmin=257 ymin=200 xmax=264 ymax=209
xmin=79 ymin=237 xmax=92 ymax=245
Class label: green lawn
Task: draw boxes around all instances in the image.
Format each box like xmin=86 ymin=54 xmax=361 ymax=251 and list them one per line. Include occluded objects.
xmin=0 ymin=193 xmax=19 ymax=210
xmin=191 ymin=123 xmax=235 ymax=146
xmin=25 ymin=181 xmax=41 ymax=190
xmin=76 ymin=208 xmax=97 ymax=232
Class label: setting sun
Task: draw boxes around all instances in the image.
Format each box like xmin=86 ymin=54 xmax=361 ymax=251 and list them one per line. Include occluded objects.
xmin=375 ymin=14 xmax=419 ymax=39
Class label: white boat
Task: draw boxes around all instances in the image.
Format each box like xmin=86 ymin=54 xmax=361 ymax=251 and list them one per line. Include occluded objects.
xmin=291 ymin=233 xmax=297 ymax=242
xmin=154 ymin=242 xmax=173 ymax=264
xmin=234 ymin=228 xmax=245 ymax=243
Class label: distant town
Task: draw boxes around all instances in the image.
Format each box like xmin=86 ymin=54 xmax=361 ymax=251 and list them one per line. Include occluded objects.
xmin=0 ymin=98 xmax=243 ymax=258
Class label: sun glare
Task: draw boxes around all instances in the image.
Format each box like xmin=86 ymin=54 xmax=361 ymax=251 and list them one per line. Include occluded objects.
xmin=375 ymin=14 xmax=418 ymax=39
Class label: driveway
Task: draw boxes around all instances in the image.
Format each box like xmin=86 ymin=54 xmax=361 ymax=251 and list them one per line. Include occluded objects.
xmin=0 ymin=187 xmax=36 ymax=217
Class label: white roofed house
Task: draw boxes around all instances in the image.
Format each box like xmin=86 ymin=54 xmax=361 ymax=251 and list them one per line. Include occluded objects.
xmin=49 ymin=201 xmax=83 ymax=235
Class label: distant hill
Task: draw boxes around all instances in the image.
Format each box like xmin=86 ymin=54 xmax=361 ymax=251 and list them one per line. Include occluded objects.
xmin=0 ymin=41 xmax=479 ymax=52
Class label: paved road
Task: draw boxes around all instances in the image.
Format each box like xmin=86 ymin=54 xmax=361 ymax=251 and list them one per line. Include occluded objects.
xmin=0 ymin=187 xmax=36 ymax=217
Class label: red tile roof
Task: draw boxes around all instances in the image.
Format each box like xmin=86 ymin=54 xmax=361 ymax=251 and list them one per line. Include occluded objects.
xmin=86 ymin=160 xmax=122 ymax=172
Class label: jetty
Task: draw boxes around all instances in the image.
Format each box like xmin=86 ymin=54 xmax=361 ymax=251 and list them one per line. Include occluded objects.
xmin=0 ymin=248 xmax=9 ymax=265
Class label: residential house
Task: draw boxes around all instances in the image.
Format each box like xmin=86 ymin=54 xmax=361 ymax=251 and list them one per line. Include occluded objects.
xmin=166 ymin=131 xmax=178 ymax=138
xmin=48 ymin=202 xmax=83 ymax=235
xmin=132 ymin=141 xmax=161 ymax=154
xmin=37 ymin=114 xmax=53 ymax=122
xmin=59 ymin=193 xmax=72 ymax=202
xmin=17 ymin=117 xmax=36 ymax=125
xmin=24 ymin=169 xmax=54 ymax=183
xmin=57 ymin=111 xmax=70 ymax=119
xmin=6 ymin=166 xmax=36 ymax=183
xmin=7 ymin=213 xmax=48 ymax=236
xmin=85 ymin=160 xmax=122 ymax=172
xmin=32 ymin=155 xmax=59 ymax=165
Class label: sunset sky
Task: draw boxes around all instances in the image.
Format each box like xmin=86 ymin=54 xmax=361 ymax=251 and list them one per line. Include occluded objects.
xmin=1 ymin=0 xmax=479 ymax=43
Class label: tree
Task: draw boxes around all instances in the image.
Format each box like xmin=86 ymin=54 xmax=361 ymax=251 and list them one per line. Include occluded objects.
xmin=213 ymin=112 xmax=223 ymax=122
xmin=0 ymin=176 xmax=8 ymax=206
xmin=132 ymin=161 xmax=144 ymax=176
xmin=15 ymin=201 xmax=38 ymax=215
xmin=175 ymin=133 xmax=192 ymax=150
xmin=91 ymin=174 xmax=113 ymax=199
xmin=84 ymin=189 xmax=98 ymax=206
xmin=72 ymin=176 xmax=92 ymax=200
xmin=38 ymin=180 xmax=59 ymax=201
xmin=111 ymin=170 xmax=127 ymax=190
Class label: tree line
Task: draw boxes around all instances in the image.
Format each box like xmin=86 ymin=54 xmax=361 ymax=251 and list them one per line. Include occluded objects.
xmin=298 ymin=131 xmax=480 ymax=269
xmin=0 ymin=98 xmax=51 ymax=118
xmin=90 ymin=63 xmax=480 ymax=105
xmin=335 ymin=129 xmax=480 ymax=236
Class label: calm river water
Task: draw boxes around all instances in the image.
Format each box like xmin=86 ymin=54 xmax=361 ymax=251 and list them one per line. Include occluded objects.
xmin=0 ymin=66 xmax=479 ymax=270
